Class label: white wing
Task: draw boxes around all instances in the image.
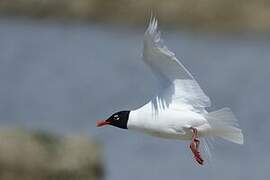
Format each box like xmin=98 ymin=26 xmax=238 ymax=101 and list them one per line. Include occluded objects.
xmin=143 ymin=17 xmax=211 ymax=113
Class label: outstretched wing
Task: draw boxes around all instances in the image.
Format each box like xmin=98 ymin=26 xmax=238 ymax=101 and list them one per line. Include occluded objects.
xmin=143 ymin=17 xmax=211 ymax=112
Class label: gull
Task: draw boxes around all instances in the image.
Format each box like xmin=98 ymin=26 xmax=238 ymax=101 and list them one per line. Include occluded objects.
xmin=96 ymin=17 xmax=243 ymax=165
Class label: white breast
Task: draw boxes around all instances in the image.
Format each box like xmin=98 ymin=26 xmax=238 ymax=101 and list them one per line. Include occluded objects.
xmin=127 ymin=102 xmax=210 ymax=140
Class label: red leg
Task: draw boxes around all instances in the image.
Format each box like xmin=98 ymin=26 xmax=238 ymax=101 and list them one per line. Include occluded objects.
xmin=189 ymin=127 xmax=204 ymax=165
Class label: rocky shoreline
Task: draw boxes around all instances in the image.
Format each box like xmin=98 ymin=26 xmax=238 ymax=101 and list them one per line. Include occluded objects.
xmin=0 ymin=128 xmax=103 ymax=180
xmin=0 ymin=0 xmax=270 ymax=32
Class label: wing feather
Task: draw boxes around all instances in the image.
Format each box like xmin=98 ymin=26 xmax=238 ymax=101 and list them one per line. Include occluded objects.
xmin=143 ymin=17 xmax=211 ymax=112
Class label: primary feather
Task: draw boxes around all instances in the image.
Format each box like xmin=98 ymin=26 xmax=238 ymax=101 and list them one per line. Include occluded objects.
xmin=143 ymin=17 xmax=211 ymax=113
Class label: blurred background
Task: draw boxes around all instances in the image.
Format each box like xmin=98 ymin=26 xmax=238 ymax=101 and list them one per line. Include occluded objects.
xmin=0 ymin=0 xmax=269 ymax=180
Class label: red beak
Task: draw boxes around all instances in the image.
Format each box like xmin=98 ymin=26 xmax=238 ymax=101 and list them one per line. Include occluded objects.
xmin=96 ymin=120 xmax=110 ymax=127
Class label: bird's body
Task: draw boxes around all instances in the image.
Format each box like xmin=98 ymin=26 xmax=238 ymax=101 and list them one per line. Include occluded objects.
xmin=96 ymin=16 xmax=243 ymax=165
xmin=128 ymin=102 xmax=209 ymax=140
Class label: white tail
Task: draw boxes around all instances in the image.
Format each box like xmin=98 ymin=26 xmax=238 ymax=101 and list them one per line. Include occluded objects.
xmin=205 ymin=108 xmax=244 ymax=144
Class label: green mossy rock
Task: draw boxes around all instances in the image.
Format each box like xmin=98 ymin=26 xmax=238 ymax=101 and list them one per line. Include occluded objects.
xmin=0 ymin=128 xmax=103 ymax=180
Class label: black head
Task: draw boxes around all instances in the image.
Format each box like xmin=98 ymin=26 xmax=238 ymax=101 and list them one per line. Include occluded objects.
xmin=96 ymin=111 xmax=130 ymax=129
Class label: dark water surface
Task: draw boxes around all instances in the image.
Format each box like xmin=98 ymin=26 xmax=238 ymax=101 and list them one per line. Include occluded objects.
xmin=0 ymin=18 xmax=269 ymax=180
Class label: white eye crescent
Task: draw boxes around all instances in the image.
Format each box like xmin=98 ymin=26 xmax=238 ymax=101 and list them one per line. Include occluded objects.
xmin=114 ymin=115 xmax=120 ymax=120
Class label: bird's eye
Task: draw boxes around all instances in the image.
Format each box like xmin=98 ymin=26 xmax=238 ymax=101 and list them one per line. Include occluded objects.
xmin=113 ymin=115 xmax=120 ymax=120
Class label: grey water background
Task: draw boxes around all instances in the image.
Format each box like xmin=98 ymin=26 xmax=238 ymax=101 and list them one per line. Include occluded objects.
xmin=0 ymin=18 xmax=269 ymax=179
